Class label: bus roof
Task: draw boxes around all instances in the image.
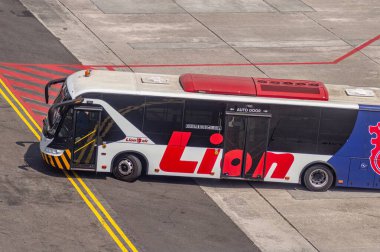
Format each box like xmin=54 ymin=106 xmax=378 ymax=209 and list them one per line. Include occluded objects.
xmin=66 ymin=70 xmax=380 ymax=109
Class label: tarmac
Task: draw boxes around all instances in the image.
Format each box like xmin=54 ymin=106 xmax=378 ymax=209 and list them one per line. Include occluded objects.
xmin=2 ymin=0 xmax=380 ymax=251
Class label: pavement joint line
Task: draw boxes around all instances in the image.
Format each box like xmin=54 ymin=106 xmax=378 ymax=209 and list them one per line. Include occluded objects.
xmin=0 ymin=77 xmax=138 ymax=252
xmin=302 ymin=13 xmax=380 ymax=66
xmin=56 ymin=0 xmax=134 ymax=72
xmin=248 ymin=182 xmax=320 ymax=252
xmin=172 ymin=1 xmax=268 ymax=76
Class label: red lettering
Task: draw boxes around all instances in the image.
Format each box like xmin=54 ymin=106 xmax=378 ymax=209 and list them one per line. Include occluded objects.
xmin=160 ymin=132 xmax=198 ymax=173
xmin=252 ymin=152 xmax=294 ymax=179
xmin=222 ymin=149 xmax=252 ymax=176
xmin=198 ymin=149 xmax=220 ymax=174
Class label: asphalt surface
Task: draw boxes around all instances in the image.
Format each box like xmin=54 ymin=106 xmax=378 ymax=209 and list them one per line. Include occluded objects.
xmin=0 ymin=0 xmax=258 ymax=251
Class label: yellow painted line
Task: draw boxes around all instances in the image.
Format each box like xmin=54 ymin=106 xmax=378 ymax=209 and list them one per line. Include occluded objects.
xmin=0 ymin=78 xmax=138 ymax=251
xmin=0 ymin=79 xmax=137 ymax=251
xmin=74 ymin=139 xmax=96 ymax=154
xmin=75 ymin=129 xmax=96 ymax=144
xmin=73 ymin=171 xmax=138 ymax=252
xmin=0 ymin=78 xmax=42 ymax=132
xmin=63 ymin=169 xmax=128 ymax=252
xmin=0 ymin=88 xmax=41 ymax=140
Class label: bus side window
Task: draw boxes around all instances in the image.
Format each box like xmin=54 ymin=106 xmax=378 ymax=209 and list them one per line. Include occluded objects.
xmin=103 ymin=94 xmax=145 ymax=131
xmin=268 ymin=105 xmax=320 ymax=154
xmin=183 ymin=100 xmax=224 ymax=148
xmin=99 ymin=110 xmax=126 ymax=142
xmin=317 ymin=108 xmax=357 ymax=155
xmin=143 ymin=97 xmax=184 ymax=144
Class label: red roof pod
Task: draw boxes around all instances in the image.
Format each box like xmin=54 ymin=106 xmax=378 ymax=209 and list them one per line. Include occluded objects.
xmin=179 ymin=74 xmax=329 ymax=101
xmin=253 ymin=78 xmax=329 ymax=101
xmin=179 ymin=74 xmax=257 ymax=96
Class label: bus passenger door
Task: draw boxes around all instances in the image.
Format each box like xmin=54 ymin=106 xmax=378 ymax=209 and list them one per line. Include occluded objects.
xmin=71 ymin=106 xmax=102 ymax=170
xmin=222 ymin=114 xmax=271 ymax=180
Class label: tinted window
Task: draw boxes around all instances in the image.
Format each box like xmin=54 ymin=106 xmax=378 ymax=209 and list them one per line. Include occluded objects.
xmin=317 ymin=108 xmax=357 ymax=154
xmin=99 ymin=110 xmax=126 ymax=142
xmin=143 ymin=97 xmax=184 ymax=144
xmin=50 ymin=108 xmax=74 ymax=148
xmin=268 ymin=105 xmax=320 ymax=153
xmin=184 ymin=100 xmax=224 ymax=147
xmin=103 ymin=94 xmax=144 ymax=130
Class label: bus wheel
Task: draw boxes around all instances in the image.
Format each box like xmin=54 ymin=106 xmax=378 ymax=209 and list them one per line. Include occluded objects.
xmin=112 ymin=154 xmax=142 ymax=182
xmin=303 ymin=165 xmax=334 ymax=192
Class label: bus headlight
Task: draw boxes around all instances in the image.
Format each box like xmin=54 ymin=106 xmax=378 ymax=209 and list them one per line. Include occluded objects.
xmin=45 ymin=147 xmax=64 ymax=155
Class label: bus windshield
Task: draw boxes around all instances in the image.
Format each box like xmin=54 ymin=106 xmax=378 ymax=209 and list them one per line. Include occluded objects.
xmin=43 ymin=83 xmax=74 ymax=138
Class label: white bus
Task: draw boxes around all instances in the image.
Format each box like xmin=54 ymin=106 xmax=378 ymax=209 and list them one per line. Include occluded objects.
xmin=41 ymin=70 xmax=380 ymax=191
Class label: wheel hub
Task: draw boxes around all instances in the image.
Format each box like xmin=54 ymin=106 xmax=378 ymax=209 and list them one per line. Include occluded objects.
xmin=118 ymin=159 xmax=134 ymax=176
xmin=309 ymin=169 xmax=328 ymax=188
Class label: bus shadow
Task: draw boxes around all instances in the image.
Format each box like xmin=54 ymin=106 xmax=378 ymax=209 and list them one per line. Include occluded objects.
xmin=20 ymin=141 xmax=66 ymax=178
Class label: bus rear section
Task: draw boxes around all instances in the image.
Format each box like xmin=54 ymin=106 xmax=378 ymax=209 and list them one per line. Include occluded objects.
xmin=40 ymin=70 xmax=380 ymax=191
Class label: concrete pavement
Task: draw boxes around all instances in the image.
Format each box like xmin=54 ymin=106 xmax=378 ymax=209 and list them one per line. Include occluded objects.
xmin=7 ymin=0 xmax=380 ymax=251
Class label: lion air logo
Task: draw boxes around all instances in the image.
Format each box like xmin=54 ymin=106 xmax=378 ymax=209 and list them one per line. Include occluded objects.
xmin=369 ymin=122 xmax=380 ymax=175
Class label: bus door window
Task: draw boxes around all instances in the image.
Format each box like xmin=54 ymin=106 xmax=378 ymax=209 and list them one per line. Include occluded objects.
xmin=72 ymin=108 xmax=101 ymax=168
xmin=244 ymin=117 xmax=270 ymax=178
xmin=222 ymin=116 xmax=246 ymax=177
xmin=222 ymin=115 xmax=270 ymax=179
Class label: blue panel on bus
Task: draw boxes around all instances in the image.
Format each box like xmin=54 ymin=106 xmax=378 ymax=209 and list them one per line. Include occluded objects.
xmin=328 ymin=105 xmax=380 ymax=188
xmin=348 ymin=158 xmax=375 ymax=188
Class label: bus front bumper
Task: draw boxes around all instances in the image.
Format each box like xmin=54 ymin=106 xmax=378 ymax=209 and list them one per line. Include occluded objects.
xmin=40 ymin=135 xmax=72 ymax=170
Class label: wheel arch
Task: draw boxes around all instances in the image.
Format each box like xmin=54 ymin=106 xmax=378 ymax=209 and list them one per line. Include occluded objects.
xmin=112 ymin=151 xmax=149 ymax=174
xmin=300 ymin=161 xmax=337 ymax=186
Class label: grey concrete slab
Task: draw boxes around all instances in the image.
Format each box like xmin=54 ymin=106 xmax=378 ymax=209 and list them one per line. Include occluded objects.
xmin=362 ymin=46 xmax=380 ymax=64
xmin=302 ymin=0 xmax=380 ymax=12
xmin=257 ymin=53 xmax=380 ymax=86
xmin=76 ymin=13 xmax=220 ymax=44
xmin=193 ymin=12 xmax=338 ymax=43
xmin=176 ymin=0 xmax=275 ymax=13
xmin=132 ymin=66 xmax=267 ymax=78
xmin=264 ymin=0 xmax=315 ymax=12
xmin=237 ymin=45 xmax=351 ymax=63
xmin=91 ymin=0 xmax=184 ymax=14
xmin=254 ymin=183 xmax=380 ymax=252
xmin=305 ymin=11 xmax=380 ymax=42
xmin=198 ymin=180 xmax=317 ymax=252
xmin=21 ymin=0 xmax=124 ymax=65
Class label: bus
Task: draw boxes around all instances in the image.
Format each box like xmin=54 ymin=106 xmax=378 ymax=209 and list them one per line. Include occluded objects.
xmin=41 ymin=69 xmax=380 ymax=191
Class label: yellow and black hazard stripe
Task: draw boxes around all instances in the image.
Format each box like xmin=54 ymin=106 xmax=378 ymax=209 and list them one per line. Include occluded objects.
xmin=41 ymin=149 xmax=72 ymax=170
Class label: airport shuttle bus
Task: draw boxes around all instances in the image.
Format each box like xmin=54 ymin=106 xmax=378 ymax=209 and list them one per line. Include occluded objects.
xmin=41 ymin=70 xmax=380 ymax=191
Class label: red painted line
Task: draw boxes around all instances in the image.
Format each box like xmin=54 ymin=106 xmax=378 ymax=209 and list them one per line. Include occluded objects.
xmin=0 ymin=68 xmax=47 ymax=85
xmin=16 ymin=90 xmax=47 ymax=104
xmin=40 ymin=65 xmax=81 ymax=75
xmin=14 ymin=65 xmax=64 ymax=79
xmin=10 ymin=79 xmax=58 ymax=96
xmin=333 ymin=34 xmax=380 ymax=63
xmin=21 ymin=98 xmax=49 ymax=115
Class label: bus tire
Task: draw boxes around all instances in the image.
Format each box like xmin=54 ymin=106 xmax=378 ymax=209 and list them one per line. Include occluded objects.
xmin=303 ymin=164 xmax=334 ymax=192
xmin=112 ymin=154 xmax=142 ymax=182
